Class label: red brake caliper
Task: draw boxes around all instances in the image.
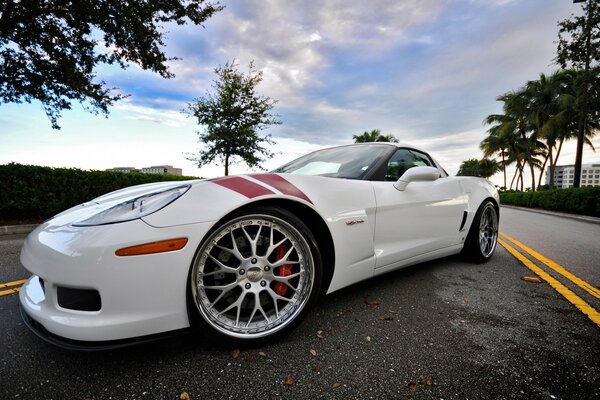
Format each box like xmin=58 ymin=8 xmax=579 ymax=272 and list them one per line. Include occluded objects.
xmin=273 ymin=245 xmax=292 ymax=296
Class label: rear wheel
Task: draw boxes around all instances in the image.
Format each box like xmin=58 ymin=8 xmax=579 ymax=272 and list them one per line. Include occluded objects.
xmin=462 ymin=200 xmax=498 ymax=263
xmin=189 ymin=207 xmax=322 ymax=344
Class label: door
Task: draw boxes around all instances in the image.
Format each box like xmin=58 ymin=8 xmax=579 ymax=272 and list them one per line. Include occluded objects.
xmin=372 ymin=148 xmax=466 ymax=269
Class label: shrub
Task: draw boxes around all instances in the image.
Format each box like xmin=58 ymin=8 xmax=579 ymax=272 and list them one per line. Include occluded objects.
xmin=0 ymin=163 xmax=200 ymax=220
xmin=500 ymin=187 xmax=600 ymax=217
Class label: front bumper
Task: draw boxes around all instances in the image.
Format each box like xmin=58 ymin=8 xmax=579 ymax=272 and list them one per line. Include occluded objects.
xmin=19 ymin=218 xmax=214 ymax=342
xmin=20 ymin=303 xmax=190 ymax=351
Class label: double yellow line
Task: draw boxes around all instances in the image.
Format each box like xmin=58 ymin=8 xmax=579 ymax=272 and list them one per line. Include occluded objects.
xmin=0 ymin=279 xmax=27 ymax=297
xmin=498 ymin=232 xmax=600 ymax=328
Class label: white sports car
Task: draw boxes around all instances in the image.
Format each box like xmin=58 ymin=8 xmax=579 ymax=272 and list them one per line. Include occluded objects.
xmin=19 ymin=143 xmax=499 ymax=349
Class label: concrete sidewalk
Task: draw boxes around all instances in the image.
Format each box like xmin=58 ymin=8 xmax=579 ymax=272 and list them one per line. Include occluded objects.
xmin=0 ymin=224 xmax=38 ymax=238
xmin=500 ymin=204 xmax=600 ymax=225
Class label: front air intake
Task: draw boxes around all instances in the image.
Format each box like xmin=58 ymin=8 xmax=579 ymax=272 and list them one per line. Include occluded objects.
xmin=57 ymin=287 xmax=101 ymax=311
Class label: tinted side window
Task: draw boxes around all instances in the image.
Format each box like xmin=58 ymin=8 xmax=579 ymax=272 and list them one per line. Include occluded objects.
xmin=384 ymin=149 xmax=434 ymax=181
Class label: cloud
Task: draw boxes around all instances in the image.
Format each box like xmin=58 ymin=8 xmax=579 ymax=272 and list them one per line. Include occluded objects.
xmin=1 ymin=0 xmax=590 ymax=180
xmin=114 ymin=100 xmax=188 ymax=128
xmin=306 ymin=0 xmax=443 ymax=50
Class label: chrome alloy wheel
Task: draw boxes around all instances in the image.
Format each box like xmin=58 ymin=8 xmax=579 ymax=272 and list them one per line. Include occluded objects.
xmin=191 ymin=214 xmax=315 ymax=339
xmin=478 ymin=204 xmax=498 ymax=258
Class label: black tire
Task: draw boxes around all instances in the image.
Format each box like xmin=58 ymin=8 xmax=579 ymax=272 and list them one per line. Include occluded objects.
xmin=188 ymin=206 xmax=322 ymax=345
xmin=462 ymin=200 xmax=499 ymax=263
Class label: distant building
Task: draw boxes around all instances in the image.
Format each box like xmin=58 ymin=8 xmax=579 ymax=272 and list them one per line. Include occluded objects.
xmin=108 ymin=167 xmax=140 ymax=173
xmin=108 ymin=165 xmax=183 ymax=176
xmin=140 ymin=165 xmax=183 ymax=176
xmin=546 ymin=164 xmax=600 ymax=188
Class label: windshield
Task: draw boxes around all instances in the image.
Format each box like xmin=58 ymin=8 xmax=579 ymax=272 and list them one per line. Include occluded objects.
xmin=272 ymin=144 xmax=391 ymax=179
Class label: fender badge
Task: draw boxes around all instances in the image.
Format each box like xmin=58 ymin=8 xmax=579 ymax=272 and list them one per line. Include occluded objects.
xmin=346 ymin=219 xmax=365 ymax=226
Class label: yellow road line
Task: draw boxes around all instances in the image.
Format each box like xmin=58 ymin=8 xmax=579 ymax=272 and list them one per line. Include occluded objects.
xmin=500 ymin=232 xmax=600 ymax=300
xmin=0 ymin=279 xmax=27 ymax=289
xmin=0 ymin=279 xmax=27 ymax=297
xmin=498 ymin=238 xmax=600 ymax=328
xmin=0 ymin=287 xmax=21 ymax=297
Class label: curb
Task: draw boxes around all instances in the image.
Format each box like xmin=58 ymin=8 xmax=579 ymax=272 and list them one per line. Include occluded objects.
xmin=0 ymin=224 xmax=38 ymax=237
xmin=500 ymin=204 xmax=600 ymax=225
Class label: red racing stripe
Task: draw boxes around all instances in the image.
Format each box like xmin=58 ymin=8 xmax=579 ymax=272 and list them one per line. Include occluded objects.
xmin=210 ymin=176 xmax=274 ymax=198
xmin=250 ymin=174 xmax=313 ymax=204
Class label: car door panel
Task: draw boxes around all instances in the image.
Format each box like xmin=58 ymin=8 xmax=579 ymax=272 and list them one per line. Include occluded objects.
xmin=372 ymin=177 xmax=467 ymax=269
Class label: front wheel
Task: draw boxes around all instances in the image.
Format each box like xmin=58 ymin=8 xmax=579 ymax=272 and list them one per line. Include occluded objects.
xmin=189 ymin=207 xmax=322 ymax=344
xmin=462 ymin=200 xmax=499 ymax=263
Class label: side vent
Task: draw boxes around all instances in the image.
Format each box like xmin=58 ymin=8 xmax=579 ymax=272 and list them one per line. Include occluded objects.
xmin=459 ymin=211 xmax=468 ymax=231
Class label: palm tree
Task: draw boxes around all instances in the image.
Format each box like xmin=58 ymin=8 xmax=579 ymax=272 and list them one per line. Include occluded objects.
xmin=457 ymin=158 xmax=501 ymax=179
xmin=457 ymin=159 xmax=481 ymax=177
xmin=505 ymin=90 xmax=543 ymax=191
xmin=525 ymin=70 xmax=577 ymax=188
xmin=480 ymin=124 xmax=511 ymax=189
xmin=483 ymin=68 xmax=599 ymax=191
xmin=484 ymin=88 xmax=547 ymax=191
xmin=483 ymin=113 xmax=522 ymax=190
xmin=353 ymin=129 xmax=398 ymax=143
xmin=525 ymin=69 xmax=598 ymax=188
xmin=478 ymin=158 xmax=502 ymax=179
xmin=504 ymin=139 xmax=527 ymax=191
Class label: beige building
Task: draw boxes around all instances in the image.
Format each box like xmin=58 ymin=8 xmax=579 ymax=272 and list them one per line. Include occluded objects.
xmin=140 ymin=165 xmax=183 ymax=176
xmin=107 ymin=167 xmax=140 ymax=173
xmin=546 ymin=164 xmax=600 ymax=188
xmin=108 ymin=165 xmax=183 ymax=176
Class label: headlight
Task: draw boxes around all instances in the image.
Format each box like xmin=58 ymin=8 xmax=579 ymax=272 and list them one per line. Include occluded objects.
xmin=73 ymin=185 xmax=190 ymax=226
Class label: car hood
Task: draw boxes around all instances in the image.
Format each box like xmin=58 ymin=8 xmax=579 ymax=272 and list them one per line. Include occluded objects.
xmin=91 ymin=179 xmax=200 ymax=204
xmin=48 ymin=179 xmax=202 ymax=223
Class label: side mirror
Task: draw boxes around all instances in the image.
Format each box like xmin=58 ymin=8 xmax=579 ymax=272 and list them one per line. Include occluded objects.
xmin=394 ymin=166 xmax=440 ymax=191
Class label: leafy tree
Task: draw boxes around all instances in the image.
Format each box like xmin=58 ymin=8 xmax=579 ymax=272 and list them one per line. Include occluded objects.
xmin=556 ymin=0 xmax=600 ymax=186
xmin=482 ymin=69 xmax=598 ymax=191
xmin=186 ymin=60 xmax=280 ymax=176
xmin=556 ymin=1 xmax=600 ymax=72
xmin=480 ymin=124 xmax=511 ymax=190
xmin=478 ymin=158 xmax=502 ymax=179
xmin=0 ymin=0 xmax=223 ymax=129
xmin=352 ymin=129 xmax=398 ymax=143
xmin=457 ymin=158 xmax=500 ymax=179
xmin=484 ymin=90 xmax=543 ymax=191
xmin=525 ymin=71 xmax=572 ymax=188
xmin=457 ymin=159 xmax=481 ymax=177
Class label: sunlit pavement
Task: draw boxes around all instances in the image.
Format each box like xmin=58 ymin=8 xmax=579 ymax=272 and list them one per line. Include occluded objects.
xmin=1 ymin=207 xmax=598 ymax=399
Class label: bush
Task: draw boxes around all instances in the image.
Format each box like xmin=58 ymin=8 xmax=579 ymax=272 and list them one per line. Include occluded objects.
xmin=500 ymin=187 xmax=600 ymax=217
xmin=0 ymin=163 xmax=200 ymax=220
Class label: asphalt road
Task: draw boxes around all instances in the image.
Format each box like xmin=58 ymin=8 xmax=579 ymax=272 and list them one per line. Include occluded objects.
xmin=0 ymin=207 xmax=599 ymax=400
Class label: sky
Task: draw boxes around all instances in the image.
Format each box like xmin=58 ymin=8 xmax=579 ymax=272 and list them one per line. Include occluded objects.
xmin=1 ymin=0 xmax=599 ymax=187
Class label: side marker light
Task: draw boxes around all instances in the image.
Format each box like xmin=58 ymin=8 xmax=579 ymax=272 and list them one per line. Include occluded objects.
xmin=115 ymin=238 xmax=188 ymax=256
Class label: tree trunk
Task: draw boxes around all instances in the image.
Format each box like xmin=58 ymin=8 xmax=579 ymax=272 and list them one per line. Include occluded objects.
xmin=553 ymin=138 xmax=565 ymax=169
xmin=509 ymin=160 xmax=520 ymax=190
xmin=224 ymin=152 xmax=230 ymax=176
xmin=537 ymin=153 xmax=549 ymax=189
xmin=520 ymin=129 xmax=536 ymax=191
xmin=502 ymin=150 xmax=507 ymax=190
xmin=519 ymin=162 xmax=525 ymax=191
xmin=548 ymin=147 xmax=555 ymax=189
xmin=528 ymin=161 xmax=536 ymax=191
xmin=509 ymin=164 xmax=518 ymax=190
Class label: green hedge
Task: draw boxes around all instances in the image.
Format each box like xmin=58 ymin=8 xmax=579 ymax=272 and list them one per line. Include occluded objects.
xmin=500 ymin=187 xmax=600 ymax=217
xmin=0 ymin=163 xmax=199 ymax=220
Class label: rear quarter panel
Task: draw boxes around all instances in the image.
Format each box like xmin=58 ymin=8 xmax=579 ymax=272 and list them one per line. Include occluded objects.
xmin=454 ymin=177 xmax=499 ymax=234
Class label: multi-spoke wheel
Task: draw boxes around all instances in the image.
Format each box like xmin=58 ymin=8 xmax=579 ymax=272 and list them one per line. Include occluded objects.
xmin=462 ymin=200 xmax=498 ymax=263
xmin=189 ymin=207 xmax=322 ymax=343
